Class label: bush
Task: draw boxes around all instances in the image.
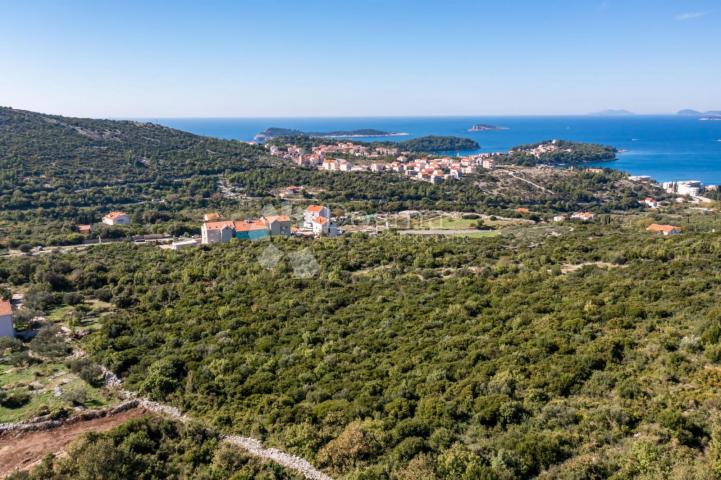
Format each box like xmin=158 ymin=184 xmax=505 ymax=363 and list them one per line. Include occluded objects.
xmin=30 ymin=326 xmax=70 ymax=358
xmin=62 ymin=387 xmax=88 ymax=406
xmin=0 ymin=389 xmax=31 ymax=409
xmin=67 ymin=358 xmax=105 ymax=387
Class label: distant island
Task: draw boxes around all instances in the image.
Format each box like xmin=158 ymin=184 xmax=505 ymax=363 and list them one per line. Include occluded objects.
xmin=677 ymin=109 xmax=721 ymax=117
xmin=255 ymin=127 xmax=407 ymax=141
xmin=398 ymin=135 xmax=479 ymax=152
xmin=591 ymin=109 xmax=635 ymax=116
xmin=468 ymin=123 xmax=507 ymax=132
xmin=700 ymin=114 xmax=721 ymax=121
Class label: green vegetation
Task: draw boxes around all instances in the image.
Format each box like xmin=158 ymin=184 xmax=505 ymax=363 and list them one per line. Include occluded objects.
xmin=8 ymin=416 xmax=301 ymax=480
xmin=397 ymin=135 xmax=479 ymax=152
xmin=5 ymin=106 xmax=719 ymax=478
xmin=3 ymin=214 xmax=721 ymax=477
xmin=0 ymin=108 xmax=657 ymax=248
xmin=258 ymin=128 xmax=395 ymax=139
xmin=0 ymin=295 xmax=121 ymax=422
xmin=508 ymin=140 xmax=618 ymax=165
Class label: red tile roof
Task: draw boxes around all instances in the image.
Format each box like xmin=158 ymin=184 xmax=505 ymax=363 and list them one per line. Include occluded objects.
xmin=647 ymin=224 xmax=681 ymax=233
xmin=313 ymin=217 xmax=329 ymax=225
xmin=0 ymin=300 xmax=12 ymax=316
xmin=103 ymin=211 xmax=128 ymax=220
xmin=306 ymin=205 xmax=325 ymax=213
xmin=234 ymin=220 xmax=268 ymax=232
xmin=264 ymin=215 xmax=291 ymax=223
xmin=204 ymin=220 xmax=235 ymax=230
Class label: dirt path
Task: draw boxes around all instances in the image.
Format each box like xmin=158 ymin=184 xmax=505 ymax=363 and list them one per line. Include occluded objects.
xmin=0 ymin=333 xmax=334 ymax=480
xmin=0 ymin=407 xmax=148 ymax=477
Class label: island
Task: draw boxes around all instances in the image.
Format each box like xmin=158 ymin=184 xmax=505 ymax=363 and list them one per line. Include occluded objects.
xmin=700 ymin=114 xmax=721 ymax=121
xmin=678 ymin=109 xmax=703 ymax=116
xmin=677 ymin=110 xmax=721 ymax=118
xmin=255 ymin=127 xmax=407 ymax=141
xmin=508 ymin=139 xmax=617 ymax=165
xmin=397 ymin=135 xmax=480 ymax=152
xmin=591 ymin=109 xmax=635 ymax=116
xmin=468 ymin=123 xmax=507 ymax=132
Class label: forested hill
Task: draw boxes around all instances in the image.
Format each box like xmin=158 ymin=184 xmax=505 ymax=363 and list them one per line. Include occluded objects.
xmin=0 ymin=106 xmax=269 ymax=187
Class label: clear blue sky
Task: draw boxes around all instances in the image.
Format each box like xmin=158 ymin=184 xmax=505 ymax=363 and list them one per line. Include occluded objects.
xmin=1 ymin=0 xmax=719 ymax=117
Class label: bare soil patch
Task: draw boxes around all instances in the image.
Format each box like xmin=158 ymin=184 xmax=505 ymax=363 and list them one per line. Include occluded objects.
xmin=0 ymin=407 xmax=148 ymax=477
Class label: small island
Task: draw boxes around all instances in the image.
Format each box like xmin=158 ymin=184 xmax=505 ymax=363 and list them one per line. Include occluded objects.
xmin=398 ymin=135 xmax=480 ymax=152
xmin=255 ymin=127 xmax=407 ymax=141
xmin=591 ymin=109 xmax=635 ymax=116
xmin=508 ymin=139 xmax=617 ymax=165
xmin=468 ymin=124 xmax=506 ymax=132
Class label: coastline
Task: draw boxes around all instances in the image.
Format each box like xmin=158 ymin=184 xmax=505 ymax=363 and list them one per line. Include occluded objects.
xmin=313 ymin=132 xmax=410 ymax=138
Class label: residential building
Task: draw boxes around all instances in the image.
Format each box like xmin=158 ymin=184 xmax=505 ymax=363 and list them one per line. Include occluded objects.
xmin=664 ymin=180 xmax=704 ymax=196
xmin=322 ymin=159 xmax=338 ymax=171
xmin=642 ymin=197 xmax=658 ymax=208
xmin=646 ymin=224 xmax=682 ymax=236
xmin=304 ymin=205 xmax=331 ymax=228
xmin=77 ymin=224 xmax=92 ymax=235
xmin=201 ymin=215 xmax=292 ymax=244
xmin=204 ymin=212 xmax=221 ymax=222
xmin=201 ymin=220 xmax=235 ymax=244
xmin=234 ymin=220 xmax=270 ymax=240
xmin=312 ymin=216 xmax=330 ymax=235
xmin=102 ymin=211 xmax=130 ymax=225
xmin=0 ymin=299 xmax=13 ymax=337
xmin=263 ymin=215 xmax=292 ymax=236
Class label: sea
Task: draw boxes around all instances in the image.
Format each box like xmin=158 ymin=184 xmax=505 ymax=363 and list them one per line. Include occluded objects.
xmin=146 ymin=116 xmax=721 ymax=185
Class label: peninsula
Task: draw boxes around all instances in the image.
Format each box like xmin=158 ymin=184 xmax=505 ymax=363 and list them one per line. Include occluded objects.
xmin=255 ymin=127 xmax=407 ymax=141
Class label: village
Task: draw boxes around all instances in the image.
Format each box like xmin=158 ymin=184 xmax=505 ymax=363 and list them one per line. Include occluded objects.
xmin=268 ymin=141 xmax=497 ymax=184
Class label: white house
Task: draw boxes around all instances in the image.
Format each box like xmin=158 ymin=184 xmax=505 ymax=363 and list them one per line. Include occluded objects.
xmin=0 ymin=300 xmax=13 ymax=337
xmin=102 ymin=211 xmax=130 ymax=225
xmin=312 ymin=216 xmax=330 ymax=235
xmin=642 ymin=197 xmax=658 ymax=209
xmin=304 ymin=205 xmax=331 ymax=228
xmin=201 ymin=220 xmax=235 ymax=244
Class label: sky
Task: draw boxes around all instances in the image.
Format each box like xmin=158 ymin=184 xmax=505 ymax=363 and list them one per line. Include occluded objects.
xmin=1 ymin=0 xmax=720 ymax=117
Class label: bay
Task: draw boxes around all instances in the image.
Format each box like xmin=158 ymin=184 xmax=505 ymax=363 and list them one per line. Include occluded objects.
xmin=145 ymin=116 xmax=721 ymax=185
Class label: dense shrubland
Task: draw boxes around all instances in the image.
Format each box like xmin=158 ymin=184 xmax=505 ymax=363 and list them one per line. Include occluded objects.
xmin=3 ymin=219 xmax=721 ymax=478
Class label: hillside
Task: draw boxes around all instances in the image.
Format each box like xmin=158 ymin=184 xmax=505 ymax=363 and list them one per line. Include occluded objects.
xmin=4 ymin=216 xmax=721 ymax=478
xmin=398 ymin=135 xmax=479 ymax=152
xmin=0 ymin=108 xmax=657 ymax=250
xmin=0 ymin=107 xmax=268 ymax=184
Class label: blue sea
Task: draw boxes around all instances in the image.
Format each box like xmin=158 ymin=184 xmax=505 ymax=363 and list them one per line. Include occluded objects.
xmin=146 ymin=116 xmax=721 ymax=185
